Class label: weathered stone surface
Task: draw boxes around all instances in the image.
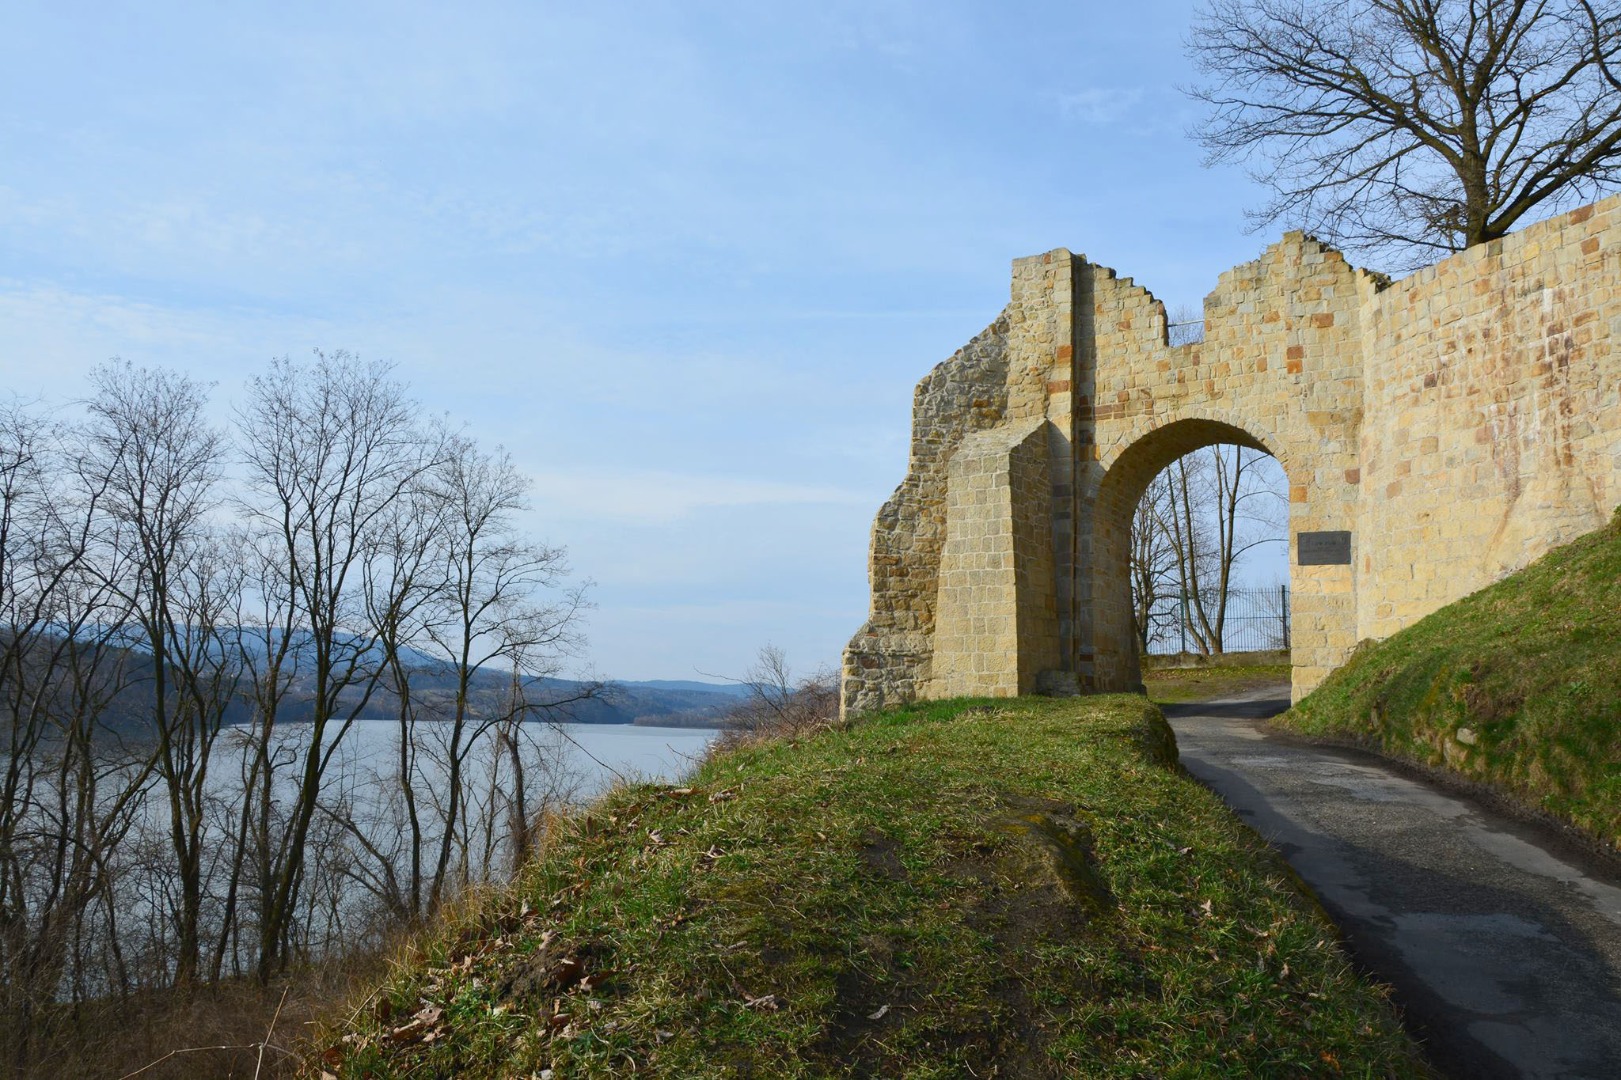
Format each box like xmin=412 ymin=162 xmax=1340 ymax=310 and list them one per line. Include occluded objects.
xmin=928 ymin=418 xmax=1059 ymax=698
xmin=842 ymin=194 xmax=1621 ymax=715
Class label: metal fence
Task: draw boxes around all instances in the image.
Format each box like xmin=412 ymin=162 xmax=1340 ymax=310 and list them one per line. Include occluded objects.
xmin=1137 ymin=584 xmax=1290 ymax=656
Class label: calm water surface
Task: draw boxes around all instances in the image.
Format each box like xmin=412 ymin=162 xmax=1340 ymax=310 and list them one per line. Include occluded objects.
xmin=325 ymin=719 xmax=718 ymax=804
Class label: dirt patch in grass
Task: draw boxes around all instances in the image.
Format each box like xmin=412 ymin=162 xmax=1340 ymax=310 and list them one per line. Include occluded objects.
xmin=309 ymin=695 xmax=1432 ymax=1079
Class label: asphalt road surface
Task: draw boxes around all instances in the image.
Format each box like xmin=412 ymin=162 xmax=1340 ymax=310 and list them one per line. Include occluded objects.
xmin=1164 ymin=687 xmax=1621 ymax=1079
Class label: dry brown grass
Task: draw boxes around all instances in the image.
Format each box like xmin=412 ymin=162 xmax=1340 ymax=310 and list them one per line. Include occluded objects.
xmin=2 ymin=951 xmax=390 ymax=1080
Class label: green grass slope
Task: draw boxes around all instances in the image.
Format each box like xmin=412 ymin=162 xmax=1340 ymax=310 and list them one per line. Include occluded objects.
xmin=311 ymin=696 xmax=1429 ymax=1079
xmin=1279 ymin=510 xmax=1621 ymax=853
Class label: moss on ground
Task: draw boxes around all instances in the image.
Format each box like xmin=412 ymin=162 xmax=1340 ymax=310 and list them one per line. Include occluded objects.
xmin=310 ymin=695 xmax=1430 ymax=1079
xmin=1278 ymin=510 xmax=1621 ymax=854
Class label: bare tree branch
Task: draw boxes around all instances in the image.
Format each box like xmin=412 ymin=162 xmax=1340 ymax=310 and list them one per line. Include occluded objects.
xmin=1188 ymin=0 xmax=1621 ymax=269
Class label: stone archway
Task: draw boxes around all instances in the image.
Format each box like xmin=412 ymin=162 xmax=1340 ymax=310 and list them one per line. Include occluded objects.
xmin=1084 ymin=417 xmax=1281 ymax=694
xmin=842 ymin=195 xmax=1621 ymax=716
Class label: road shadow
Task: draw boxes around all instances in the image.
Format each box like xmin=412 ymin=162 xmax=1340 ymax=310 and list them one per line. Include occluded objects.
xmin=1156 ymin=693 xmax=1289 ymax=722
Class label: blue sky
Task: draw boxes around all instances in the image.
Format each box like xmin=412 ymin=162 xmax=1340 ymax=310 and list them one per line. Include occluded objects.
xmin=2 ymin=1 xmax=1290 ymax=681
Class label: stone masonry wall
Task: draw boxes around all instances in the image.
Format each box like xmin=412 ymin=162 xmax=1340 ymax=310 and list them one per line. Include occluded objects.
xmin=843 ymin=193 xmax=1621 ymax=716
xmin=1078 ymin=239 xmax=1375 ymax=697
xmin=840 ymin=317 xmax=1012 ymax=714
xmin=1357 ymin=198 xmax=1621 ymax=639
xmin=928 ymin=419 xmax=1060 ymax=697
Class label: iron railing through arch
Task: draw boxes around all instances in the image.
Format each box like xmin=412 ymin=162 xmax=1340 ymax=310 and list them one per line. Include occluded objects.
xmin=1137 ymin=584 xmax=1290 ymax=656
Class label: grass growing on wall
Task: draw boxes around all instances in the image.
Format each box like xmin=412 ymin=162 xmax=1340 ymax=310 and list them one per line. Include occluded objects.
xmin=1279 ymin=509 xmax=1621 ymax=854
xmin=310 ymin=695 xmax=1430 ymax=1079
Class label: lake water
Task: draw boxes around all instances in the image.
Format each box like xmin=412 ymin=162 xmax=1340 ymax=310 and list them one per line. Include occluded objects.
xmin=4 ymin=718 xmax=721 ymax=995
xmin=475 ymin=721 xmax=718 ymax=799
xmin=284 ymin=718 xmax=721 ymax=808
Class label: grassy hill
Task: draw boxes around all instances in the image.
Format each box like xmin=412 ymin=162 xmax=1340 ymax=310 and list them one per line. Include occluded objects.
xmin=309 ymin=695 xmax=1430 ymax=1078
xmin=1278 ymin=510 xmax=1621 ymax=854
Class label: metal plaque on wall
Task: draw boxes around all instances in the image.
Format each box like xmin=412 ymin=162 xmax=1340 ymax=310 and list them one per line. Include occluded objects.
xmin=1297 ymin=530 xmax=1352 ymax=566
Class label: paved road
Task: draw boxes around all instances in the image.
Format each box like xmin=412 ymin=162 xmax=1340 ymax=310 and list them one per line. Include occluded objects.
xmin=1164 ymin=687 xmax=1621 ymax=1079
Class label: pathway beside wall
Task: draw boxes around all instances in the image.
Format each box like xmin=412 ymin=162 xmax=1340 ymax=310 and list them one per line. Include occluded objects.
xmin=1169 ymin=688 xmax=1621 ymax=1079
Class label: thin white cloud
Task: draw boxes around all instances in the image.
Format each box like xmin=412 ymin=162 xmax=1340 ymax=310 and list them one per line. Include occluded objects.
xmin=1056 ymin=87 xmax=1144 ymax=124
xmin=527 ymin=468 xmax=867 ymax=525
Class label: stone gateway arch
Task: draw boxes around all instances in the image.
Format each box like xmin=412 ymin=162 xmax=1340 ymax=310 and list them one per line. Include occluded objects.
xmin=842 ymin=195 xmax=1621 ymax=715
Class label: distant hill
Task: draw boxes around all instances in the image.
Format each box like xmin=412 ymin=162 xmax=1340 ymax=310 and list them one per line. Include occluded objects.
xmin=8 ymin=629 xmax=745 ymax=736
xmin=616 ymin=679 xmax=751 ymax=698
xmin=531 ymin=677 xmax=742 ymax=727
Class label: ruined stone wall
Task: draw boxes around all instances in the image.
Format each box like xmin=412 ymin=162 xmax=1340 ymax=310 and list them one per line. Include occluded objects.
xmin=1357 ymin=198 xmax=1621 ymax=640
xmin=1078 ymin=238 xmax=1375 ymax=696
xmin=928 ymin=419 xmax=1060 ymax=698
xmin=840 ymin=318 xmax=1011 ymax=714
xmin=1005 ymin=253 xmax=1082 ymax=673
xmin=843 ymin=193 xmax=1621 ymax=716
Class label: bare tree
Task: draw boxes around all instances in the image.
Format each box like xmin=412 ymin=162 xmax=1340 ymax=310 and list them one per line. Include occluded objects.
xmin=355 ymin=470 xmax=447 ymax=924
xmin=0 ymin=400 xmax=153 ymax=1065
xmin=1166 ymin=303 xmax=1206 ymax=347
xmin=1134 ymin=445 xmax=1287 ymax=655
xmin=1188 ymin=0 xmax=1621 ymax=267
xmin=414 ymin=435 xmax=585 ymax=914
xmin=717 ymin=645 xmax=839 ymax=743
xmin=79 ymin=362 xmax=230 ymax=987
xmin=1130 ymin=473 xmax=1181 ymax=653
xmin=233 ymin=353 xmax=439 ymax=978
xmin=0 ymin=359 xmax=599 ymax=1067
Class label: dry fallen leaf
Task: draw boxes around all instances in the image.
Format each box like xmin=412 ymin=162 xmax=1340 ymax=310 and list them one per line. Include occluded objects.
xmin=580 ymin=968 xmax=616 ymax=993
xmin=388 ymin=1021 xmax=425 ymax=1044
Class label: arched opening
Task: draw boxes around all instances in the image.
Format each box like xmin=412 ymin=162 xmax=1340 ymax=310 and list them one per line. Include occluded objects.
xmin=1084 ymin=418 xmax=1292 ymax=691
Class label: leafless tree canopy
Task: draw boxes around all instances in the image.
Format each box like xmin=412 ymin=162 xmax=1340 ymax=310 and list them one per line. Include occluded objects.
xmin=715 ymin=645 xmax=839 ymax=746
xmin=0 ymin=355 xmax=593 ymax=1071
xmin=1131 ymin=444 xmax=1288 ymax=655
xmin=1188 ymin=0 xmax=1621 ymax=268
